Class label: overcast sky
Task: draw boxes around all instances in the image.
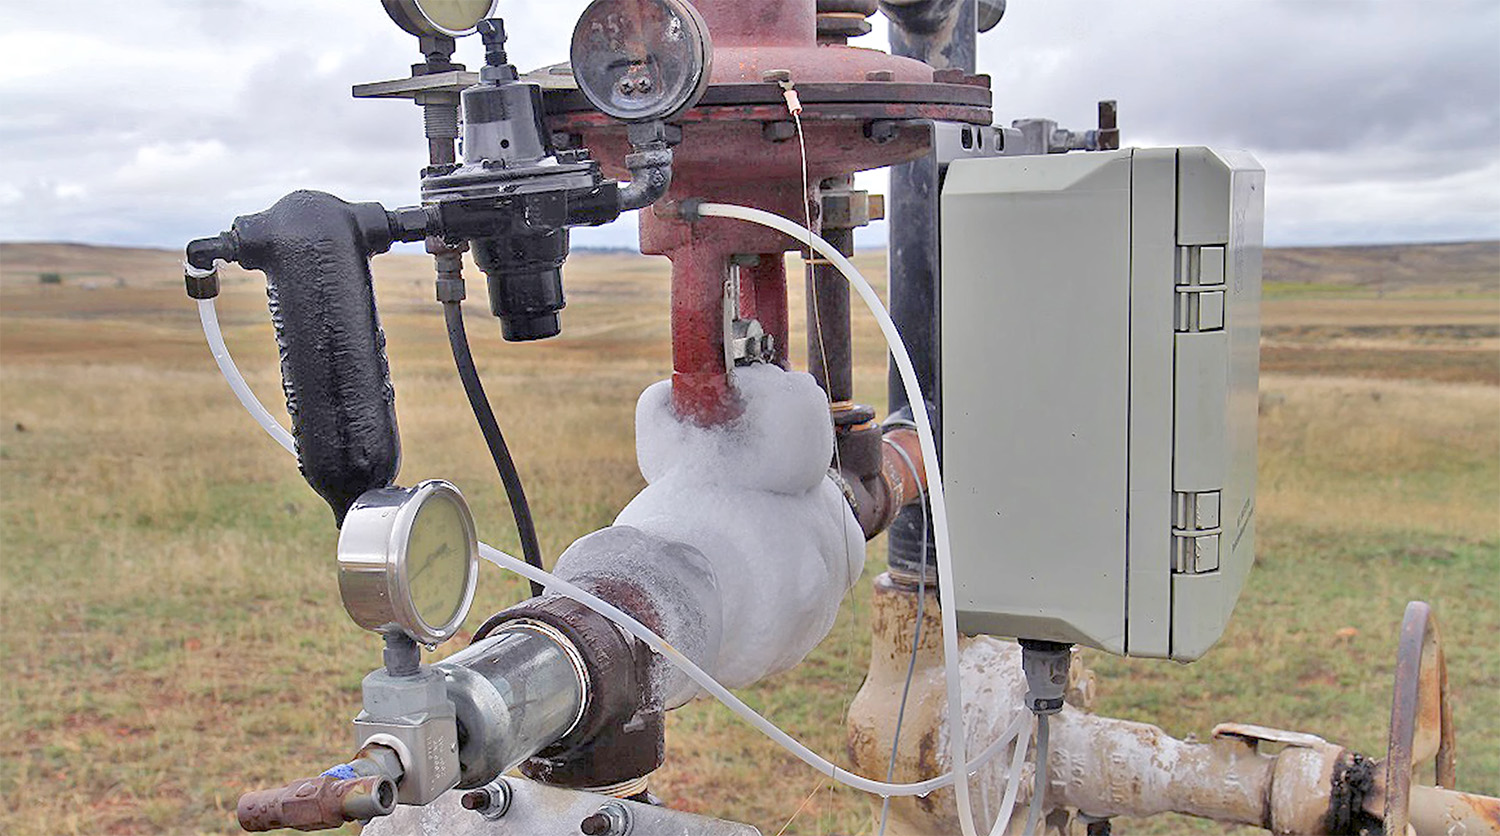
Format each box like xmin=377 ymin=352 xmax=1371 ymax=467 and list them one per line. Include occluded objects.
xmin=1 ymin=1 xmax=1496 ymax=251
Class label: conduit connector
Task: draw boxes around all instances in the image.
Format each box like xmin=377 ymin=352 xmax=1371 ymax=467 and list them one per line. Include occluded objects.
xmin=1019 ymin=639 xmax=1072 ymax=715
xmin=183 ymin=260 xmax=220 ymax=300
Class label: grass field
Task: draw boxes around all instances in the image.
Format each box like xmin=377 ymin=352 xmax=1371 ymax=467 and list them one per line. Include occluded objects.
xmin=1 ymin=240 xmax=1497 ymax=835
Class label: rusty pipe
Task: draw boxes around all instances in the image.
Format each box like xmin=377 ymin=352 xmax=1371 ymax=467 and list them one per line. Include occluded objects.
xmin=237 ymin=773 xmax=397 ymax=832
xmin=848 ymin=574 xmax=1500 ymax=836
xmin=836 ymin=426 xmax=927 ymax=539
xmin=1405 ymin=785 xmax=1500 ymax=836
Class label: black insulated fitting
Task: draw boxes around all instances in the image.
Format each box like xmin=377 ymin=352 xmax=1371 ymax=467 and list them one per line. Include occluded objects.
xmin=188 ymin=190 xmax=403 ymax=525
xmin=186 ymin=232 xmax=238 ymax=272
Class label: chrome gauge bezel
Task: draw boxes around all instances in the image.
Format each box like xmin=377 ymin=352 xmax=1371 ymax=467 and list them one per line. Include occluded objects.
xmin=381 ymin=0 xmax=500 ymax=38
xmin=337 ymin=479 xmax=480 ymax=646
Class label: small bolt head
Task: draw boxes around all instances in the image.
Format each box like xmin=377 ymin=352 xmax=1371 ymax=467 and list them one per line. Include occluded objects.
xmin=618 ymin=78 xmax=636 ymax=94
xmin=637 ymin=76 xmax=652 ymax=92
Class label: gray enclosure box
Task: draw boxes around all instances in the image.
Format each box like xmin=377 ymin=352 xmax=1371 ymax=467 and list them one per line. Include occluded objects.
xmin=940 ymin=147 xmax=1264 ymax=661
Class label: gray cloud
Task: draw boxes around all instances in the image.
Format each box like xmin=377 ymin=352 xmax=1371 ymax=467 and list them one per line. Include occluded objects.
xmin=1 ymin=1 xmax=1496 ymax=250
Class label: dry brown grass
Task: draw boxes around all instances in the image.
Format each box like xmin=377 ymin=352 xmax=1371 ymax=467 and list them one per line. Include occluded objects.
xmin=1 ymin=242 xmax=1497 ymax=835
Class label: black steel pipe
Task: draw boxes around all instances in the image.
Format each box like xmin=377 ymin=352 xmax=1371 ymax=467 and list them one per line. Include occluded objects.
xmin=882 ymin=0 xmax=976 ymax=576
xmin=807 ymin=225 xmax=855 ymax=403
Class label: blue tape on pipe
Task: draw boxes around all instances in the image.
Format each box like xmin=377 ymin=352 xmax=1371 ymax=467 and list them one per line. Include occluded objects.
xmin=320 ymin=763 xmax=358 ymax=780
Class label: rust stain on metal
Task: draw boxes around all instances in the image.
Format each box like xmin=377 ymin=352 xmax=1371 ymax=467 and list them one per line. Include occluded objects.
xmin=236 ymin=774 xmax=393 ymax=833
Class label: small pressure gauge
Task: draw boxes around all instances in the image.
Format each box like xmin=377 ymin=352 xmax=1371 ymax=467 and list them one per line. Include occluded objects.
xmin=337 ymin=480 xmax=480 ymax=646
xmin=570 ymin=0 xmax=712 ymax=123
xmin=381 ymin=0 xmax=500 ymax=37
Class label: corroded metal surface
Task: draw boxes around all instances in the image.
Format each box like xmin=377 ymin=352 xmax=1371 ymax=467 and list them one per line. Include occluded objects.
xmin=543 ymin=0 xmax=990 ymax=424
xmin=237 ymin=774 xmax=396 ymax=832
xmin=1384 ymin=600 xmax=1457 ymax=835
xmin=847 ymin=576 xmax=1500 ymax=836
xmin=1405 ymin=785 xmax=1500 ymax=836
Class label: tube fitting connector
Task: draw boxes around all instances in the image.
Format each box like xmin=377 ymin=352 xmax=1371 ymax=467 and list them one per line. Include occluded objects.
xmin=1019 ymin=639 xmax=1072 ymax=715
xmin=183 ymin=261 xmax=220 ymax=300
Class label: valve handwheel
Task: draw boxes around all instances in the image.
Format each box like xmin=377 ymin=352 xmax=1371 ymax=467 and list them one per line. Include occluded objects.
xmin=1383 ymin=600 xmax=1458 ymax=836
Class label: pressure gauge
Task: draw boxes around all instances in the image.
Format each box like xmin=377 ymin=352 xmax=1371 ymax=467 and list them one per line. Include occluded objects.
xmin=381 ymin=0 xmax=499 ymax=37
xmin=570 ymin=0 xmax=713 ymax=122
xmin=337 ymin=480 xmax=479 ymax=646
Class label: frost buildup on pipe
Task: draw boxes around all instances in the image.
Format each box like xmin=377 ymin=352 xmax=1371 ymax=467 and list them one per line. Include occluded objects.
xmin=555 ymin=365 xmax=865 ymax=707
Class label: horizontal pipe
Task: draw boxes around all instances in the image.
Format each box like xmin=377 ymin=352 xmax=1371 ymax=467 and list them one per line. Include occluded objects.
xmin=1404 ymin=785 xmax=1500 ymax=836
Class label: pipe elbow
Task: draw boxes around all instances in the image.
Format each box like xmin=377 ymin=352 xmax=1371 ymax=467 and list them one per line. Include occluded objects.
xmin=617 ymin=146 xmax=674 ymax=212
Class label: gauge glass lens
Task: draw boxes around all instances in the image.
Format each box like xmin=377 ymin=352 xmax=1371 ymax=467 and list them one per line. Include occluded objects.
xmin=406 ymin=492 xmax=471 ymax=630
xmin=571 ymin=0 xmax=711 ymax=121
xmin=417 ymin=0 xmax=495 ymax=33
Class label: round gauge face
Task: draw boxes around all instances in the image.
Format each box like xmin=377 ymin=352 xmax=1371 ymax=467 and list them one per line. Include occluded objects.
xmin=336 ymin=480 xmax=478 ymax=646
xmin=570 ymin=0 xmax=712 ymax=122
xmin=405 ymin=490 xmax=472 ymax=631
xmin=382 ymin=0 xmax=497 ymax=37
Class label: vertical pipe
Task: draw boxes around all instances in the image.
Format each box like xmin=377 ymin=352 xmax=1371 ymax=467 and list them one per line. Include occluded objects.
xmin=671 ymin=245 xmax=738 ymax=424
xmin=882 ymin=0 xmax=976 ymax=576
xmin=808 ymin=226 xmax=855 ymax=402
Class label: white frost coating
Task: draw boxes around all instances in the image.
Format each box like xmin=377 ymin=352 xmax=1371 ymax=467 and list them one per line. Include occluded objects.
xmin=201 ymin=282 xmax=1004 ymax=798
xmin=633 ymin=364 xmax=834 ymax=494
xmin=694 ymin=202 xmax=983 ymax=836
xmin=617 ymin=364 xmax=864 ymax=687
xmin=549 ymin=526 xmax=724 ymax=709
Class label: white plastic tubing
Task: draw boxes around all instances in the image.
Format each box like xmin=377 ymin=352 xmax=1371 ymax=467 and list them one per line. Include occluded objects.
xmin=195 ymin=216 xmax=1011 ymax=823
xmin=197 ymin=299 xmax=294 ymax=454
xmin=693 ymin=202 xmax=985 ymax=832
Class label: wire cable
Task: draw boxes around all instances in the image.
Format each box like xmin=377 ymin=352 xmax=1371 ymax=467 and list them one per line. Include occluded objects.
xmin=878 ymin=438 xmax=928 ymax=836
xmin=442 ymin=300 xmax=546 ymax=598
xmin=1022 ymin=715 xmax=1050 ymax=836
